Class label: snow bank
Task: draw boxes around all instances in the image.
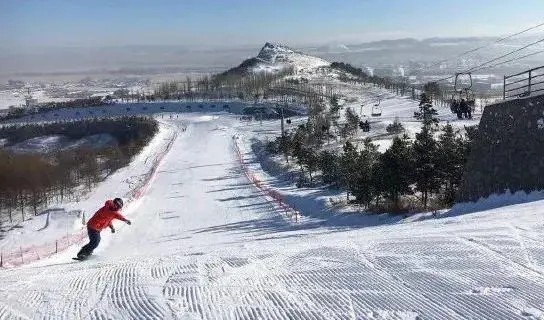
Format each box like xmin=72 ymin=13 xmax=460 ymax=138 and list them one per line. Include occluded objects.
xmin=449 ymin=189 xmax=544 ymax=216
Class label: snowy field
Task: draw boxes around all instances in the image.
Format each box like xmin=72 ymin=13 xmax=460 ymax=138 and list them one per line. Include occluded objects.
xmin=1 ymin=114 xmax=544 ymax=319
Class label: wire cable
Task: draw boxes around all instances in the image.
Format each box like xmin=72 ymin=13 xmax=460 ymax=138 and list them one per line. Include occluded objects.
xmin=433 ymin=37 xmax=544 ymax=83
xmin=469 ymin=49 xmax=544 ymax=74
xmin=417 ymin=21 xmax=544 ymax=73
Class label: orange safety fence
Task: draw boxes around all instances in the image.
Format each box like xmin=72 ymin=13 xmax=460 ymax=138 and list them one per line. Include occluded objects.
xmin=232 ymin=137 xmax=299 ymax=223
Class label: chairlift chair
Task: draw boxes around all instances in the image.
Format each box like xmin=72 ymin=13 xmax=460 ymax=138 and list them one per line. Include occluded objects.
xmin=453 ymin=72 xmax=476 ymax=108
xmin=371 ymin=98 xmax=382 ymax=117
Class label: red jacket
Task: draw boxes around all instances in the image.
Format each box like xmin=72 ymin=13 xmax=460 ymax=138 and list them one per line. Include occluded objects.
xmin=87 ymin=200 xmax=128 ymax=231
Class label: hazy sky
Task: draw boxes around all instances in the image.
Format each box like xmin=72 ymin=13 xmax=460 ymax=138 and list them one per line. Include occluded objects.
xmin=2 ymin=0 xmax=544 ymax=49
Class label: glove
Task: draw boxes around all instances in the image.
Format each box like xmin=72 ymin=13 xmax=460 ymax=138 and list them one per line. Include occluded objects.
xmin=126 ymin=220 xmax=132 ymax=225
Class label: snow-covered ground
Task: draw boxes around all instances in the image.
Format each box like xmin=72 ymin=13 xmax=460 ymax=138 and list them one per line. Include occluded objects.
xmin=0 ymin=89 xmax=71 ymax=110
xmin=0 ymin=120 xmax=177 ymax=253
xmin=1 ymin=114 xmax=543 ymax=319
xmin=0 ymin=44 xmax=536 ymax=319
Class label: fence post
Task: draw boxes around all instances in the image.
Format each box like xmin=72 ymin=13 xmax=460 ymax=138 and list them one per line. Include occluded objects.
xmin=20 ymin=246 xmax=23 ymax=264
xmin=55 ymin=240 xmax=58 ymax=253
xmin=528 ymin=69 xmax=532 ymax=95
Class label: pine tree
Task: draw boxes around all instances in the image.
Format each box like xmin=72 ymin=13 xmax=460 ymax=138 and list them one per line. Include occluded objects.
xmin=352 ymin=139 xmax=379 ymax=208
xmin=302 ymin=148 xmax=319 ymax=183
xmin=413 ymin=124 xmax=440 ymax=209
xmin=341 ymin=107 xmax=360 ymax=139
xmin=375 ymin=135 xmax=414 ymax=209
xmin=330 ymin=95 xmax=340 ymax=115
xmin=319 ymin=150 xmax=341 ymax=185
xmin=339 ymin=141 xmax=359 ymax=201
xmin=437 ymin=124 xmax=469 ymax=205
xmin=414 ymin=92 xmax=439 ymax=128
xmin=291 ymin=124 xmax=308 ymax=175
xmin=386 ymin=118 xmax=404 ymax=134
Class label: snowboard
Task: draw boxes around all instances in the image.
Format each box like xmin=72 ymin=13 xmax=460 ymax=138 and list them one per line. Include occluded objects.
xmin=72 ymin=255 xmax=89 ymax=261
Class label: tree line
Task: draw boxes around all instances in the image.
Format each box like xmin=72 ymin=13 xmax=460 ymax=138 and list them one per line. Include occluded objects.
xmin=266 ymin=94 xmax=477 ymax=213
xmin=0 ymin=117 xmax=158 ymax=225
xmin=1 ymin=97 xmax=111 ymax=121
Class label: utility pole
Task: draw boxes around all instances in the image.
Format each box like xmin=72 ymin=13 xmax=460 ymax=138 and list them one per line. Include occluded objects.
xmin=280 ymin=104 xmax=285 ymax=138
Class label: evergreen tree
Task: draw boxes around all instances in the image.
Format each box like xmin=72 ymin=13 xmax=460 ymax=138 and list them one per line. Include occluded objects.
xmin=413 ymin=124 xmax=440 ymax=209
xmin=352 ymin=139 xmax=379 ymax=208
xmin=375 ymin=135 xmax=414 ymax=209
xmin=339 ymin=141 xmax=359 ymax=201
xmin=302 ymin=147 xmax=319 ymax=183
xmin=386 ymin=118 xmax=404 ymax=134
xmin=437 ymin=124 xmax=469 ymax=205
xmin=319 ymin=150 xmax=341 ymax=185
xmin=341 ymin=107 xmax=360 ymax=139
xmin=291 ymin=124 xmax=309 ymax=175
xmin=330 ymin=95 xmax=340 ymax=115
xmin=414 ymin=92 xmax=439 ymax=128
xmin=280 ymin=133 xmax=293 ymax=164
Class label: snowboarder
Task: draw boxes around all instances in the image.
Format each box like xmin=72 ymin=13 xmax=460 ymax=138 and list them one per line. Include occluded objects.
xmin=75 ymin=198 xmax=131 ymax=260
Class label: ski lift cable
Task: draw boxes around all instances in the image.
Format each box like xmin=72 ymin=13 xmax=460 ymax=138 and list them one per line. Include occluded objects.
xmin=464 ymin=38 xmax=544 ymax=73
xmin=414 ymin=21 xmax=544 ymax=74
xmin=434 ymin=37 xmax=544 ymax=83
xmin=469 ymin=49 xmax=544 ymax=74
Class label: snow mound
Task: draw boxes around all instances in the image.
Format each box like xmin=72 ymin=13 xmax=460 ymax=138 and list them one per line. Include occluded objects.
xmin=449 ymin=189 xmax=544 ymax=216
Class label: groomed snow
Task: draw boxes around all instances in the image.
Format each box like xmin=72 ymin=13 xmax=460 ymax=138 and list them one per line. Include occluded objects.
xmin=1 ymin=114 xmax=543 ymax=319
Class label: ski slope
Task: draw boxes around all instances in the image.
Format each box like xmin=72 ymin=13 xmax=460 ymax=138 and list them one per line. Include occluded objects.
xmin=1 ymin=114 xmax=544 ymax=319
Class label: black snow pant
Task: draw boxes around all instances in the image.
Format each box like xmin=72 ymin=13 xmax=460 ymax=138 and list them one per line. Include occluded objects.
xmin=77 ymin=227 xmax=101 ymax=257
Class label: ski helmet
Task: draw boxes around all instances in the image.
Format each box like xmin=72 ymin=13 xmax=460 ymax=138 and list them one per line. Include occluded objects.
xmin=113 ymin=198 xmax=124 ymax=209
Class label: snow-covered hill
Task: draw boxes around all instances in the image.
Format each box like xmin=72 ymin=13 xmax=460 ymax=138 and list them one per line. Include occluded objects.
xmin=254 ymin=42 xmax=330 ymax=72
xmin=225 ymin=42 xmax=330 ymax=75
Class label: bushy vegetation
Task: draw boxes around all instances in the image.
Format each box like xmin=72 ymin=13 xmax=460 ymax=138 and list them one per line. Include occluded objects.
xmin=1 ymin=117 xmax=157 ymax=148
xmin=152 ymin=67 xmax=295 ymax=102
xmin=267 ymin=117 xmax=473 ymax=213
xmin=386 ymin=119 xmax=405 ymax=134
xmin=330 ymin=62 xmax=370 ymax=79
xmin=0 ymin=97 xmax=111 ymax=121
xmin=0 ymin=117 xmax=158 ymax=223
xmin=330 ymin=62 xmax=407 ymax=94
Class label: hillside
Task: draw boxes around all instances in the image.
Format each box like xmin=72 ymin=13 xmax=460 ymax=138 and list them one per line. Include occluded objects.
xmin=218 ymin=42 xmax=330 ymax=77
